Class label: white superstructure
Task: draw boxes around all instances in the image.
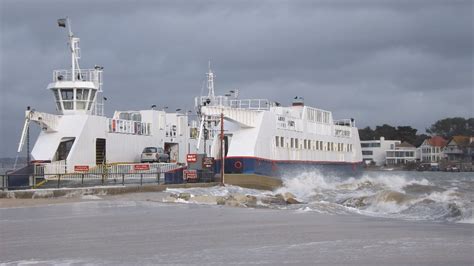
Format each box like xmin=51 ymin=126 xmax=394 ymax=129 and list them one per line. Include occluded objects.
xmin=17 ymin=19 xmax=204 ymax=173
xmin=194 ymin=66 xmax=363 ymax=177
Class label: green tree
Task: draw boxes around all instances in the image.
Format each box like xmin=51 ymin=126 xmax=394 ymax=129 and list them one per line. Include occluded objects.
xmin=396 ymin=126 xmax=418 ymax=144
xmin=358 ymin=126 xmax=374 ymax=140
xmin=374 ymin=124 xmax=397 ymax=140
xmin=426 ymin=117 xmax=474 ymax=138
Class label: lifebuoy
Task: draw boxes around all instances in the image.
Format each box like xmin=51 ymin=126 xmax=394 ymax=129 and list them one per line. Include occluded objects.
xmin=234 ymin=160 xmax=243 ymax=169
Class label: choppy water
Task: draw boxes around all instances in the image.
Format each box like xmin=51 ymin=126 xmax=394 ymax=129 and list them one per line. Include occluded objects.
xmin=168 ymin=170 xmax=474 ymax=223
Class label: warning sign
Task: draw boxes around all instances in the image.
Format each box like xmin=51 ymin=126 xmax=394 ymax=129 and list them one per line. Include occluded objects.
xmin=134 ymin=164 xmax=150 ymax=171
xmin=184 ymin=170 xmax=198 ymax=180
xmin=186 ymin=154 xmax=197 ymax=163
xmin=202 ymin=157 xmax=214 ymax=168
xmin=74 ymin=165 xmax=89 ymax=172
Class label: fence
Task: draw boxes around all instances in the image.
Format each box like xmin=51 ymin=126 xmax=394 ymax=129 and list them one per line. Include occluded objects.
xmin=1 ymin=163 xmax=210 ymax=190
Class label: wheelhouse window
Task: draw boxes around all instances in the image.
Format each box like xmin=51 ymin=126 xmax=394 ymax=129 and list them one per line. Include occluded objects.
xmin=76 ymin=88 xmax=90 ymax=110
xmin=61 ymin=89 xmax=74 ymax=110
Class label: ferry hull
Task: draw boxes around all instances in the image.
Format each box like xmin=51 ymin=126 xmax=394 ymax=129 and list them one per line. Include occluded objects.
xmin=218 ymin=157 xmax=364 ymax=181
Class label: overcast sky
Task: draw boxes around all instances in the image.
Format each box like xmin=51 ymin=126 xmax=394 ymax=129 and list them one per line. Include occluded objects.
xmin=0 ymin=0 xmax=473 ymax=158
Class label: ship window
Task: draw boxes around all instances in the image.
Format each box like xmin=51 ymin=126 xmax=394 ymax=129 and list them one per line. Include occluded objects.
xmin=63 ymin=101 xmax=73 ymax=110
xmin=275 ymin=136 xmax=279 ymax=147
xmin=61 ymin=89 xmax=74 ymax=100
xmin=76 ymin=89 xmax=89 ymax=100
xmin=290 ymin=138 xmax=294 ymax=148
xmin=295 ymin=138 xmax=299 ymax=149
xmin=52 ymin=89 xmax=60 ymax=102
xmin=280 ymin=137 xmax=284 ymax=147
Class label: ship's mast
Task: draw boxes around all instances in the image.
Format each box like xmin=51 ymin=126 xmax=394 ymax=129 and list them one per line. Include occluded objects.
xmin=206 ymin=61 xmax=215 ymax=99
xmin=58 ymin=17 xmax=81 ymax=81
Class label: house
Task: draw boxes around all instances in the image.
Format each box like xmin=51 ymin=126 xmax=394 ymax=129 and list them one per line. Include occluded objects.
xmin=361 ymin=137 xmax=400 ymax=166
xmin=419 ymin=136 xmax=447 ymax=163
xmin=386 ymin=141 xmax=417 ymax=165
xmin=444 ymin=136 xmax=472 ymax=162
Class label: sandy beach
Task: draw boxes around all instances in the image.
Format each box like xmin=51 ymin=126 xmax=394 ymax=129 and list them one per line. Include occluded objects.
xmin=1 ymin=191 xmax=472 ymax=265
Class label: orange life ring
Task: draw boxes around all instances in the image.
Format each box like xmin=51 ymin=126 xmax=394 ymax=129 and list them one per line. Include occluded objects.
xmin=234 ymin=161 xmax=243 ymax=169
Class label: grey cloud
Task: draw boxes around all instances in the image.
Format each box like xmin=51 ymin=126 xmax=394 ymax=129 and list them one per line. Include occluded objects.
xmin=1 ymin=0 xmax=472 ymax=157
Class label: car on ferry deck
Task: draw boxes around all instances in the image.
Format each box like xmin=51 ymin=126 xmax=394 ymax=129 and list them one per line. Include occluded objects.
xmin=141 ymin=147 xmax=170 ymax=163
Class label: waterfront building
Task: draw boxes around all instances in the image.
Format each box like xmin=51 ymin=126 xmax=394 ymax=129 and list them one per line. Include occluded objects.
xmin=419 ymin=136 xmax=447 ymax=163
xmin=385 ymin=141 xmax=417 ymax=165
xmin=443 ymin=136 xmax=471 ymax=162
xmin=361 ymin=137 xmax=400 ymax=166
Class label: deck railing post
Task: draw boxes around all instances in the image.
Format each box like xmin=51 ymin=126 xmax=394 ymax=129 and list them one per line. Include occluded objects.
xmin=157 ymin=172 xmax=160 ymax=184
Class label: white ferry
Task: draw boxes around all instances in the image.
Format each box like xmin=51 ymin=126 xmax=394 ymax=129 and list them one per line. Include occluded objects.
xmin=17 ymin=19 xmax=207 ymax=174
xmin=195 ymin=66 xmax=363 ymax=182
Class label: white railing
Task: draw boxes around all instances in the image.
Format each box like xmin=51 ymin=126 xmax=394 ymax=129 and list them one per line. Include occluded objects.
xmin=334 ymin=119 xmax=355 ymax=127
xmin=196 ymin=96 xmax=272 ymax=111
xmin=53 ymin=69 xmax=103 ymax=87
xmin=37 ymin=162 xmax=182 ymax=180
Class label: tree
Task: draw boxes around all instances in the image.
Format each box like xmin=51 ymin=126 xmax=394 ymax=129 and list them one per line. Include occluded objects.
xmin=396 ymin=126 xmax=418 ymax=144
xmin=426 ymin=117 xmax=474 ymax=138
xmin=374 ymin=124 xmax=397 ymax=140
xmin=358 ymin=126 xmax=375 ymax=140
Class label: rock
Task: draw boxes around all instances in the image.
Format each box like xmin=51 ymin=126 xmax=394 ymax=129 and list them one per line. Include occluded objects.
xmin=191 ymin=195 xmax=217 ymax=204
xmin=260 ymin=194 xmax=286 ymax=205
xmin=216 ymin=196 xmax=226 ymax=205
xmin=281 ymin=192 xmax=301 ymax=204
xmin=225 ymin=199 xmax=243 ymax=207
xmin=178 ymin=193 xmax=191 ymax=201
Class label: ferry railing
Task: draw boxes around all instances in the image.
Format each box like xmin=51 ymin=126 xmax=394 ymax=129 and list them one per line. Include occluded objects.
xmin=334 ymin=119 xmax=355 ymax=127
xmin=0 ymin=167 xmax=216 ymax=191
xmin=53 ymin=69 xmax=103 ymax=86
xmin=196 ymin=96 xmax=272 ymax=111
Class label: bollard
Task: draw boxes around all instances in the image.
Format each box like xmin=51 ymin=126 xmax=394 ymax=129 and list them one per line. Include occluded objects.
xmin=57 ymin=174 xmax=61 ymax=188
xmin=122 ymin=173 xmax=125 ymax=186
xmin=81 ymin=174 xmax=84 ymax=185
xmin=140 ymin=173 xmax=143 ymax=186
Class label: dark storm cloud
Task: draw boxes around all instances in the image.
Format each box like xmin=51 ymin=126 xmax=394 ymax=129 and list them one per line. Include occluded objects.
xmin=1 ymin=0 xmax=473 ymax=157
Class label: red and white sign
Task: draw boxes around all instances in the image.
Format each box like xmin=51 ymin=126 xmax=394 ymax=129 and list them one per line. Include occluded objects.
xmin=186 ymin=154 xmax=198 ymax=163
xmin=74 ymin=165 xmax=90 ymax=172
xmin=184 ymin=170 xmax=198 ymax=180
xmin=134 ymin=164 xmax=150 ymax=171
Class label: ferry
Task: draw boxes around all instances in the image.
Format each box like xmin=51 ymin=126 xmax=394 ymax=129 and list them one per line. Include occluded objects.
xmin=13 ymin=19 xmax=363 ymax=188
xmin=16 ymin=18 xmax=207 ymax=175
xmin=195 ymin=66 xmax=363 ymax=184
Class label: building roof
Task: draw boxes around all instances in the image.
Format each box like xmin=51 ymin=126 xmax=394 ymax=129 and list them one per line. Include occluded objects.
xmin=396 ymin=141 xmax=415 ymax=148
xmin=426 ymin=136 xmax=447 ymax=147
xmin=449 ymin=136 xmax=471 ymax=147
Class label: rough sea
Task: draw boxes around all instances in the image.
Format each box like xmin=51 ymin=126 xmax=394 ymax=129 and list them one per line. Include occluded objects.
xmin=169 ymin=170 xmax=474 ymax=224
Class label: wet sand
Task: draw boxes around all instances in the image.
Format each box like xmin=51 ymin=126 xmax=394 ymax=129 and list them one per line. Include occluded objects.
xmin=1 ymin=192 xmax=473 ymax=265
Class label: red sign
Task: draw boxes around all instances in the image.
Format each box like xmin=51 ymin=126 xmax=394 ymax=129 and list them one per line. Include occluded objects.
xmin=74 ymin=165 xmax=90 ymax=172
xmin=134 ymin=164 xmax=150 ymax=171
xmin=184 ymin=170 xmax=198 ymax=180
xmin=186 ymin=154 xmax=197 ymax=163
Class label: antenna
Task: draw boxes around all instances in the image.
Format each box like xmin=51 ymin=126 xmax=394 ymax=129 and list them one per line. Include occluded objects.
xmin=58 ymin=17 xmax=81 ymax=81
xmin=206 ymin=60 xmax=215 ymax=99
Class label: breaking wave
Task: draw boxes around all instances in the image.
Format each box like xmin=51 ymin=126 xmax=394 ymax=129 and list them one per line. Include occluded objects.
xmin=164 ymin=170 xmax=473 ymax=223
xmin=277 ymin=170 xmax=473 ymax=223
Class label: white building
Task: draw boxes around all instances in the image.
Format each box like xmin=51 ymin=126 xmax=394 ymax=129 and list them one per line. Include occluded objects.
xmin=385 ymin=142 xmax=417 ymax=165
xmin=361 ymin=137 xmax=400 ymax=166
xmin=419 ymin=136 xmax=447 ymax=163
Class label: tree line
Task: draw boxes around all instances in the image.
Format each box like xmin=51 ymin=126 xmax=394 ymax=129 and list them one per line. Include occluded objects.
xmin=358 ymin=117 xmax=474 ymax=147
